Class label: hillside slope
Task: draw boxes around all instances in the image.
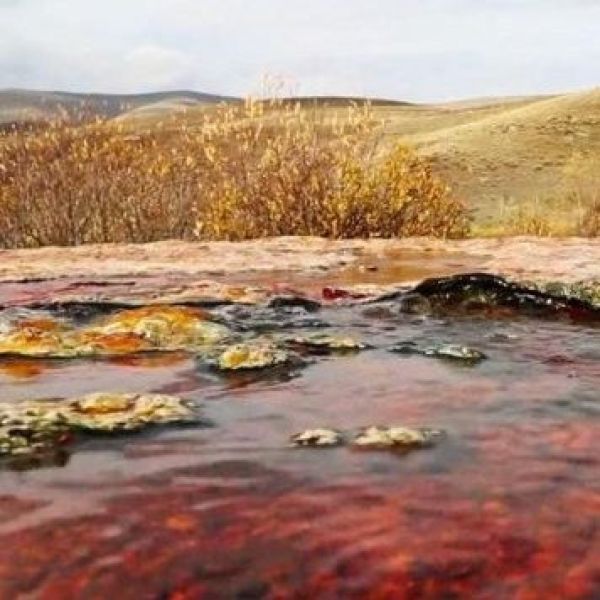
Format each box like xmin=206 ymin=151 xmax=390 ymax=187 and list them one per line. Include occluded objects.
xmin=390 ymin=89 xmax=600 ymax=221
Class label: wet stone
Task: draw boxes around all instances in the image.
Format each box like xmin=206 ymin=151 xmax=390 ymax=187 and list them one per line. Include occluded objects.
xmin=217 ymin=341 xmax=289 ymax=371
xmin=397 ymin=293 xmax=433 ymax=315
xmin=487 ymin=331 xmax=520 ymax=343
xmin=411 ymin=273 xmax=600 ymax=320
xmin=353 ymin=426 xmax=444 ymax=450
xmin=523 ymin=280 xmax=600 ymax=308
xmin=0 ymin=393 xmax=198 ymax=460
xmin=0 ymin=422 xmax=69 ymax=458
xmin=391 ymin=342 xmax=487 ymax=363
xmin=214 ymin=305 xmax=327 ymax=333
xmin=285 ymin=333 xmax=367 ymax=354
xmin=63 ymin=392 xmax=198 ymax=432
xmin=267 ymin=295 xmax=321 ymax=312
xmin=290 ymin=429 xmax=344 ymax=448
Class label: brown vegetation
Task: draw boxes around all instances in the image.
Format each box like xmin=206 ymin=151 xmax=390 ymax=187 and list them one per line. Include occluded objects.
xmin=0 ymin=99 xmax=468 ymax=247
xmin=479 ymin=152 xmax=600 ymax=237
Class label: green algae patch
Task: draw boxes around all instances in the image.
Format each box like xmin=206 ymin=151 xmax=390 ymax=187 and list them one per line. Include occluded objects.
xmin=0 ymin=392 xmax=198 ymax=460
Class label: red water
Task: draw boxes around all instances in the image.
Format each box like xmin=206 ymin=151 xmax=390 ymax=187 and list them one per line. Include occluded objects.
xmin=0 ymin=300 xmax=598 ymax=599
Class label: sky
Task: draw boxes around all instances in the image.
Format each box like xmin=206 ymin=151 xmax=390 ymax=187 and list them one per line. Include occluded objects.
xmin=1 ymin=0 xmax=599 ymax=102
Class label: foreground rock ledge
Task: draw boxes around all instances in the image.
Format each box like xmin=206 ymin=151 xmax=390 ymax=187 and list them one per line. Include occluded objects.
xmin=0 ymin=237 xmax=597 ymax=307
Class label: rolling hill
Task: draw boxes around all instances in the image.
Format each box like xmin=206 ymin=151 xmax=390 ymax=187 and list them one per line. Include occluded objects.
xmin=0 ymin=89 xmax=236 ymax=126
xmin=394 ymin=88 xmax=600 ymax=223
xmin=2 ymin=86 xmax=599 ymax=227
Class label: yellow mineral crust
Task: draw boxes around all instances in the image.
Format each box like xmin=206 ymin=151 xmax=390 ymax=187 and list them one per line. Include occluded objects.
xmin=0 ymin=327 xmax=69 ymax=357
xmin=218 ymin=341 xmax=288 ymax=371
xmin=72 ymin=331 xmax=155 ymax=356
xmin=353 ymin=426 xmax=443 ymax=449
xmin=89 ymin=305 xmax=229 ymax=350
xmin=0 ymin=392 xmax=197 ymax=437
xmin=0 ymin=306 xmax=230 ymax=357
xmin=64 ymin=392 xmax=197 ymax=431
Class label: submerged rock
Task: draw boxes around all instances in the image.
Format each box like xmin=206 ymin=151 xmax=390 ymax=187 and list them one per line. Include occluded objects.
xmin=0 ymin=422 xmax=69 ymax=458
xmin=392 ymin=341 xmax=486 ymax=363
xmin=0 ymin=392 xmax=197 ymax=459
xmin=217 ymin=341 xmax=288 ymax=371
xmin=290 ymin=428 xmax=344 ymax=447
xmin=353 ymin=426 xmax=443 ymax=449
xmin=268 ymin=295 xmax=321 ymax=312
xmin=214 ymin=304 xmax=327 ymax=333
xmin=397 ymin=293 xmax=433 ymax=315
xmin=286 ymin=333 xmax=366 ymax=354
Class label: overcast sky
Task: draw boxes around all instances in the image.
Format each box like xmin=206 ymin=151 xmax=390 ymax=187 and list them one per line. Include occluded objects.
xmin=1 ymin=0 xmax=599 ymax=101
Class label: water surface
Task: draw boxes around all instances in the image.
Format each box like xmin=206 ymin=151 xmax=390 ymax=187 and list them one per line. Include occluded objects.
xmin=0 ymin=294 xmax=598 ymax=599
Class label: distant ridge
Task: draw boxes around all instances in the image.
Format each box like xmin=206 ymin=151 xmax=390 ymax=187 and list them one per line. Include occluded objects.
xmin=275 ymin=96 xmax=414 ymax=107
xmin=0 ymin=88 xmax=238 ymax=124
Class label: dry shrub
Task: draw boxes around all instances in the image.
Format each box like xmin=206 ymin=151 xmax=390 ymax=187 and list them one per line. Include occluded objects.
xmin=581 ymin=201 xmax=600 ymax=237
xmin=0 ymin=99 xmax=469 ymax=247
xmin=0 ymin=121 xmax=200 ymax=246
xmin=506 ymin=202 xmax=553 ymax=237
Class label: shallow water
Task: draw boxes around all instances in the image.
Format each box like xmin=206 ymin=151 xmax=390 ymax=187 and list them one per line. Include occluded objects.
xmin=0 ymin=295 xmax=598 ymax=599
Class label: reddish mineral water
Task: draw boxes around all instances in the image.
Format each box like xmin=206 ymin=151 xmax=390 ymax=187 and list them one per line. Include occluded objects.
xmin=0 ymin=292 xmax=598 ymax=599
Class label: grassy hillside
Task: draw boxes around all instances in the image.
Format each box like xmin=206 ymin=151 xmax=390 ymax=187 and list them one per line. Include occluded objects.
xmin=112 ymin=89 xmax=600 ymax=227
xmin=393 ymin=89 xmax=600 ymax=227
xmin=2 ymin=87 xmax=599 ymax=236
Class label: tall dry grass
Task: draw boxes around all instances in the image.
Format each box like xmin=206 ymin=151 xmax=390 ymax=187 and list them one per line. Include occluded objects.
xmin=0 ymin=99 xmax=469 ymax=248
xmin=479 ymin=152 xmax=600 ymax=238
xmin=563 ymin=152 xmax=600 ymax=237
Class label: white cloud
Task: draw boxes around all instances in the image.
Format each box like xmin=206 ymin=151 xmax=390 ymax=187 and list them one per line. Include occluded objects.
xmin=121 ymin=46 xmax=193 ymax=90
xmin=0 ymin=0 xmax=599 ymax=100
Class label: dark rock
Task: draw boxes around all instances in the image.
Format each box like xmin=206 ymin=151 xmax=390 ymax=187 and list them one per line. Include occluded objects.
xmin=411 ymin=273 xmax=600 ymax=320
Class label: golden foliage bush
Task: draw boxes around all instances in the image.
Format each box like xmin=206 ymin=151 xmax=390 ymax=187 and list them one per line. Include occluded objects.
xmin=0 ymin=99 xmax=469 ymax=247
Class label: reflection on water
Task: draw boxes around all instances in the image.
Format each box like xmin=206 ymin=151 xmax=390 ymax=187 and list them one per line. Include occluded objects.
xmin=0 ymin=293 xmax=598 ymax=599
